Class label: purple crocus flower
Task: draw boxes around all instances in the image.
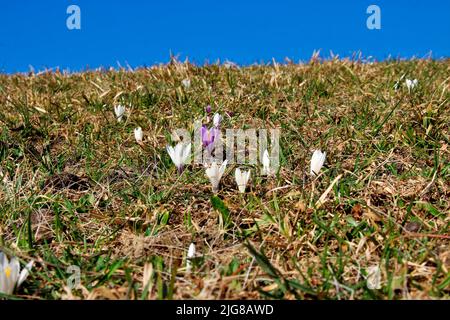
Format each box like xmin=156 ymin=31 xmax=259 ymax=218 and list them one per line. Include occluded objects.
xmin=205 ymin=105 xmax=212 ymax=113
xmin=201 ymin=125 xmax=220 ymax=153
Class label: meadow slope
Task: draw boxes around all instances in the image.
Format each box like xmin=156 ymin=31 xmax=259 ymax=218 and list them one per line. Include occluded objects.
xmin=0 ymin=58 xmax=449 ymax=299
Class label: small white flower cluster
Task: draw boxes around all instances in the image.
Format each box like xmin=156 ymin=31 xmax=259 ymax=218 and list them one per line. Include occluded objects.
xmin=405 ymin=78 xmax=418 ymax=92
xmin=112 ymin=105 xmax=328 ymax=193
xmin=393 ymin=76 xmax=418 ymax=92
xmin=166 ymin=145 xmax=327 ymax=194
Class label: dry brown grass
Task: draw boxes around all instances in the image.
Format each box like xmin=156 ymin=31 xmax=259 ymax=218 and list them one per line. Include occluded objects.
xmin=0 ymin=58 xmax=449 ymax=300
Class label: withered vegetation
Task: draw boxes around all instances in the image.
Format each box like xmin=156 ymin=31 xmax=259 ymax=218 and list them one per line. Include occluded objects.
xmin=0 ymin=57 xmax=449 ymax=299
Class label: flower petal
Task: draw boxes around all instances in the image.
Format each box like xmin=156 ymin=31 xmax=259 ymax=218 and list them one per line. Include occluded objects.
xmin=17 ymin=260 xmax=34 ymax=288
xmin=182 ymin=143 xmax=191 ymax=164
xmin=166 ymin=145 xmax=175 ymax=163
xmin=0 ymin=265 xmax=7 ymax=294
xmin=0 ymin=252 xmax=6 ymax=266
xmin=4 ymin=257 xmax=20 ymax=294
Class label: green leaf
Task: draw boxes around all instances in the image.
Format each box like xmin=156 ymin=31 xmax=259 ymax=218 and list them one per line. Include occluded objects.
xmin=245 ymin=242 xmax=279 ymax=278
xmin=210 ymin=195 xmax=231 ymax=228
xmin=415 ymin=201 xmax=444 ymax=219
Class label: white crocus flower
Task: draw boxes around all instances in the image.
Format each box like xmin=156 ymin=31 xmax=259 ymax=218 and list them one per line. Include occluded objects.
xmin=0 ymin=252 xmax=34 ymax=295
xmin=205 ymin=160 xmax=228 ymax=193
xmin=186 ymin=243 xmax=196 ymax=272
xmin=213 ymin=113 xmax=222 ymax=127
xmin=223 ymin=60 xmax=238 ymax=69
xmin=261 ymin=149 xmax=272 ymax=176
xmin=166 ymin=142 xmax=191 ymax=174
xmin=405 ymin=79 xmax=418 ymax=92
xmin=181 ymin=78 xmax=191 ymax=89
xmin=114 ymin=104 xmax=126 ymax=122
xmin=134 ymin=127 xmax=143 ymax=144
xmin=310 ymin=150 xmax=326 ymax=176
xmin=235 ymin=168 xmax=251 ymax=193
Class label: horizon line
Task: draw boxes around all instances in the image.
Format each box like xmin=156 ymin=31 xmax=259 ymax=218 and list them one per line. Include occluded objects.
xmin=1 ymin=50 xmax=448 ymax=76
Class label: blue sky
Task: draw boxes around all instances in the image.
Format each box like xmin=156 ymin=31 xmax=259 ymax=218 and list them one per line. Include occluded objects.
xmin=0 ymin=0 xmax=449 ymax=73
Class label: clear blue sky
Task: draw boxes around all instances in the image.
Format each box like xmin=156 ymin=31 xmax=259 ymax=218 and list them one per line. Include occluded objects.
xmin=0 ymin=0 xmax=449 ymax=73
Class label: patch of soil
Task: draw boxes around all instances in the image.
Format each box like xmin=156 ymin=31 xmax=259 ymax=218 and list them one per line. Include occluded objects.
xmin=43 ymin=172 xmax=90 ymax=191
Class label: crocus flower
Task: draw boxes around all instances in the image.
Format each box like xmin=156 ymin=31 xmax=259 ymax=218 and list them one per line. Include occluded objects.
xmin=213 ymin=113 xmax=222 ymax=127
xmin=261 ymin=149 xmax=272 ymax=176
xmin=181 ymin=79 xmax=191 ymax=89
xmin=235 ymin=168 xmax=251 ymax=193
xmin=166 ymin=142 xmax=191 ymax=174
xmin=405 ymin=79 xmax=418 ymax=92
xmin=310 ymin=150 xmax=326 ymax=176
xmin=205 ymin=160 xmax=228 ymax=193
xmin=186 ymin=243 xmax=196 ymax=272
xmin=114 ymin=105 xmax=126 ymax=122
xmin=205 ymin=105 xmax=212 ymax=113
xmin=201 ymin=125 xmax=220 ymax=153
xmin=223 ymin=60 xmax=238 ymax=69
xmin=0 ymin=251 xmax=34 ymax=295
xmin=134 ymin=127 xmax=143 ymax=144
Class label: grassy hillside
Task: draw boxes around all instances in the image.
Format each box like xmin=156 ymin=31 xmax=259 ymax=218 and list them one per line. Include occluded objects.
xmin=0 ymin=58 xmax=449 ymax=299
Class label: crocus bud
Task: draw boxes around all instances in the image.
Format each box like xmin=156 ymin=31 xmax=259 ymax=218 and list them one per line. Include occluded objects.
xmin=134 ymin=127 xmax=143 ymax=144
xmin=213 ymin=113 xmax=222 ymax=127
xmin=310 ymin=150 xmax=326 ymax=176
xmin=235 ymin=168 xmax=251 ymax=193
xmin=186 ymin=242 xmax=196 ymax=272
xmin=114 ymin=105 xmax=126 ymax=122
xmin=181 ymin=78 xmax=191 ymax=89
xmin=205 ymin=160 xmax=228 ymax=193
xmin=261 ymin=149 xmax=271 ymax=176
